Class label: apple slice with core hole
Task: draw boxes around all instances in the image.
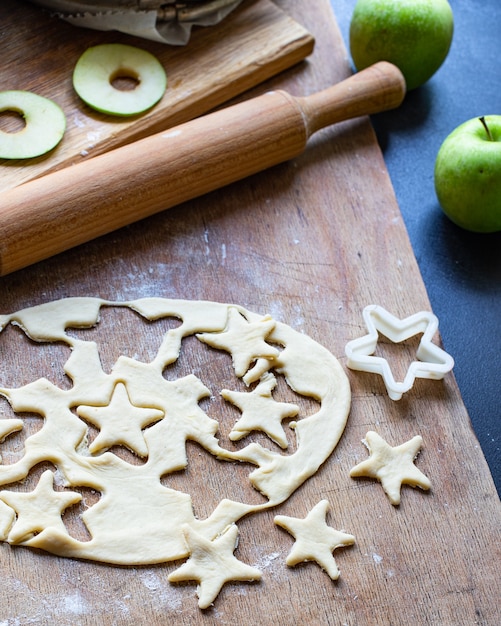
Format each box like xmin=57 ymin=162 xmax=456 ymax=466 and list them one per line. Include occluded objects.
xmin=72 ymin=43 xmax=167 ymax=117
xmin=0 ymin=91 xmax=66 ymax=160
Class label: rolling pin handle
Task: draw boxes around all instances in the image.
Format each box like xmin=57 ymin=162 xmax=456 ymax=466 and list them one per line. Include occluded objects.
xmin=296 ymin=61 xmax=406 ymax=136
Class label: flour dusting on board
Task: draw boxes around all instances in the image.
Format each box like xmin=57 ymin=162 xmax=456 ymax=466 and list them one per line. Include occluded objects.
xmin=59 ymin=591 xmax=88 ymax=616
xmin=253 ymin=551 xmax=281 ymax=571
xmin=140 ymin=570 xmax=183 ymax=610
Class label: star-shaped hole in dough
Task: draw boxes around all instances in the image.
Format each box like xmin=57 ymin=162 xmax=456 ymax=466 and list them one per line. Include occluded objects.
xmin=274 ymin=499 xmax=355 ymax=581
xmin=222 ymin=373 xmax=299 ymax=449
xmin=197 ymin=308 xmax=279 ymax=378
xmin=168 ymin=523 xmax=261 ymax=609
xmin=0 ymin=469 xmax=82 ymax=544
xmin=77 ymin=382 xmax=164 ymax=457
xmin=345 ymin=305 xmax=454 ymax=400
xmin=350 ymin=430 xmax=431 ymax=506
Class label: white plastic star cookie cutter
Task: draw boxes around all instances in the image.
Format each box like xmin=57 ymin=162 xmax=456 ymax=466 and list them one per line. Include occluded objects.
xmin=345 ymin=305 xmax=454 ymax=401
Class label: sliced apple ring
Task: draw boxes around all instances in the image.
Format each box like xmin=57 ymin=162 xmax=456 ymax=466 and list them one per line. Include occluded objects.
xmin=72 ymin=43 xmax=167 ymax=117
xmin=0 ymin=90 xmax=66 ymax=160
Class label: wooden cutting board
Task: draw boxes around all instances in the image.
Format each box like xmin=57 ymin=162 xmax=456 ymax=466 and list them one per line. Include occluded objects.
xmin=0 ymin=1 xmax=499 ymax=624
xmin=0 ymin=0 xmax=314 ymax=192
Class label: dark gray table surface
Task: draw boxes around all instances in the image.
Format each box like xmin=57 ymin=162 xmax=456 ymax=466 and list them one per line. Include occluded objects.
xmin=333 ymin=0 xmax=500 ymax=495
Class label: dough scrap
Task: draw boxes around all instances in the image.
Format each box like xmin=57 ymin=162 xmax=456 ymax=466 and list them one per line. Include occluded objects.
xmin=274 ymin=499 xmax=355 ymax=580
xmin=0 ymin=297 xmax=351 ymax=605
xmin=350 ymin=431 xmax=431 ymax=505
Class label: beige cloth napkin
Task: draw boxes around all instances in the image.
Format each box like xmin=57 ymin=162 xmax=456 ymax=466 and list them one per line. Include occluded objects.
xmin=28 ymin=0 xmax=243 ymax=45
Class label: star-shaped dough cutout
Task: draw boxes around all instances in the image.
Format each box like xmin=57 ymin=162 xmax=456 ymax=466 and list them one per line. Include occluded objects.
xmin=0 ymin=469 xmax=82 ymax=544
xmin=274 ymin=500 xmax=355 ymax=580
xmin=197 ymin=308 xmax=279 ymax=377
xmin=350 ymin=431 xmax=431 ymax=505
xmin=77 ymin=382 xmax=164 ymax=457
xmin=345 ymin=305 xmax=454 ymax=400
xmin=222 ymin=373 xmax=299 ymax=448
xmin=168 ymin=523 xmax=261 ymax=609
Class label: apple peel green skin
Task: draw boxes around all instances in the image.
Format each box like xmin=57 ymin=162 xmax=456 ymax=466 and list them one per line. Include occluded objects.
xmin=0 ymin=91 xmax=66 ymax=160
xmin=434 ymin=115 xmax=501 ymax=234
xmin=73 ymin=43 xmax=167 ymax=117
xmin=349 ymin=0 xmax=454 ymax=91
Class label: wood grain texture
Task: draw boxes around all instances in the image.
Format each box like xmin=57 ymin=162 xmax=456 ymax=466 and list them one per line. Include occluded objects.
xmin=0 ymin=0 xmax=314 ymax=192
xmin=0 ymin=1 xmax=500 ymax=624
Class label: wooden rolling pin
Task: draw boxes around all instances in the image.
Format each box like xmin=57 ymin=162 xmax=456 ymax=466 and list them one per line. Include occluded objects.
xmin=0 ymin=61 xmax=405 ymax=276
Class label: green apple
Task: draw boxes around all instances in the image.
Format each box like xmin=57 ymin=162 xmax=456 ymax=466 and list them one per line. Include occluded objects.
xmin=0 ymin=90 xmax=66 ymax=159
xmin=72 ymin=43 xmax=167 ymax=117
xmin=349 ymin=0 xmax=454 ymax=91
xmin=434 ymin=115 xmax=501 ymax=233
